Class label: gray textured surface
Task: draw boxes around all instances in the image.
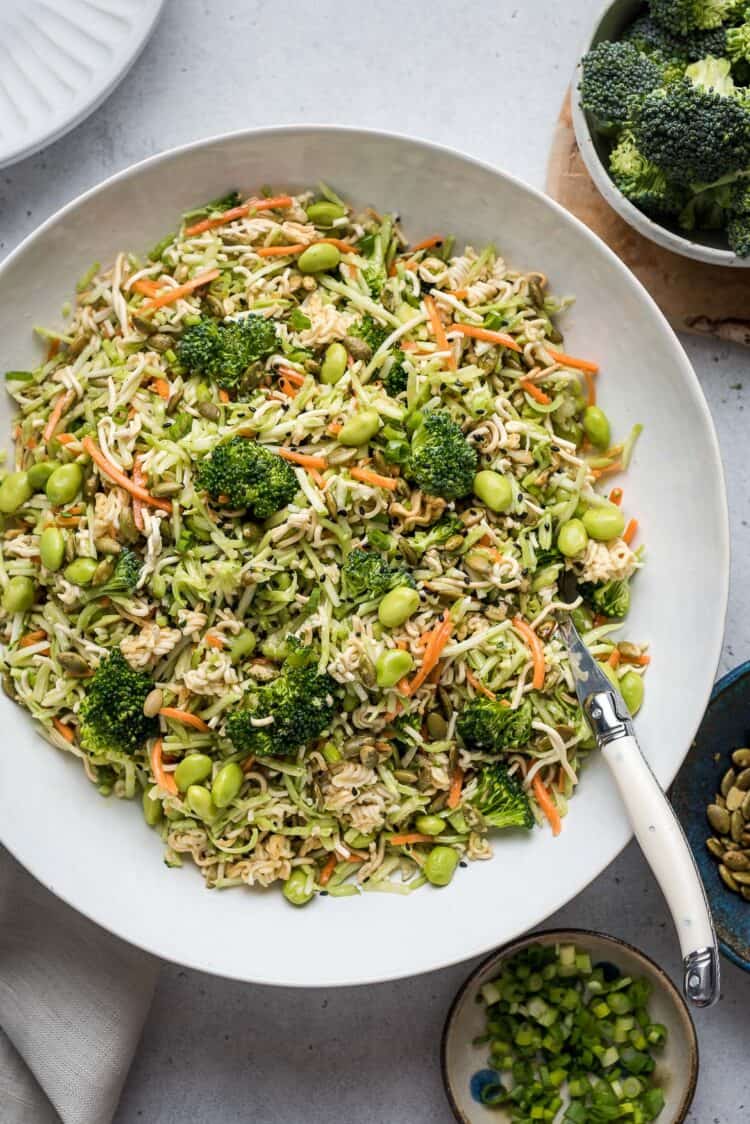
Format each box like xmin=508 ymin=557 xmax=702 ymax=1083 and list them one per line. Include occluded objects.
xmin=2 ymin=1 xmax=749 ymax=1121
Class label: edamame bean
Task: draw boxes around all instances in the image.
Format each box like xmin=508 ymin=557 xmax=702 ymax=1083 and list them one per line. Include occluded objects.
xmin=415 ymin=815 xmax=445 ymax=837
xmin=557 ymin=518 xmax=589 ymax=558
xmin=46 ymin=462 xmax=83 ymax=505
xmin=620 ymin=670 xmax=644 ymax=715
xmin=40 ymin=526 xmax=65 ymax=571
xmin=283 ymin=868 xmax=314 ymax=907
xmin=321 ymin=741 xmax=341 ymax=764
xmin=376 ymin=648 xmax=414 ymax=688
xmin=298 ymin=242 xmax=341 ymax=273
xmin=582 ymin=504 xmax=625 ymax=542
xmin=473 ymin=469 xmax=513 ymax=513
xmin=212 ymin=762 xmax=244 ymax=808
xmin=64 ymin=557 xmax=98 ymax=586
xmin=142 ymin=791 xmax=163 ymax=827
xmin=306 ymin=200 xmax=346 ymax=226
xmin=186 ymin=784 xmax=218 ymax=822
xmin=2 ymin=576 xmax=35 ymax=613
xmin=583 ymin=405 xmax=611 ymax=450
xmin=175 ymin=753 xmax=213 ymax=792
xmin=230 ymin=629 xmax=257 ymax=664
xmin=378 ymin=586 xmax=420 ymax=629
xmin=320 ymin=342 xmax=348 ymax=385
xmin=424 ymin=845 xmax=459 ymax=887
xmin=337 ymin=407 xmax=380 ymax=446
xmin=0 ymin=471 xmax=32 ymax=514
xmin=27 ymin=461 xmax=57 ymax=491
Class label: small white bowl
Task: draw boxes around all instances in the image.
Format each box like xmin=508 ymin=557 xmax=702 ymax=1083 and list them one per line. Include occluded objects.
xmin=571 ymin=0 xmax=750 ymax=267
xmin=442 ymin=929 xmax=699 ymax=1123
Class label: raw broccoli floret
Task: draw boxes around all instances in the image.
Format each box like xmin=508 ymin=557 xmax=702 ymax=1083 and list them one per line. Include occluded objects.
xmin=457 ymin=697 xmax=534 ymax=753
xmin=358 ymin=215 xmax=393 ymax=296
xmin=383 ymin=354 xmax=408 ymax=397
xmin=351 ymin=316 xmax=390 ymax=354
xmin=579 ymin=40 xmax=663 ymax=133
xmin=679 ymin=181 xmax=734 ymax=229
xmin=650 ymin=0 xmax=740 ymax=36
xmin=408 ymin=515 xmax=464 ymax=558
xmin=225 ymin=647 xmax=335 ymax=757
xmin=609 ymin=132 xmax=688 ymax=218
xmin=472 ymin=762 xmax=534 ymax=830
xmin=727 ymin=210 xmax=750 ymax=252
xmin=727 ymin=19 xmax=750 ymax=62
xmin=83 ymin=549 xmax=141 ymax=601
xmin=406 ymin=411 xmax=477 ymax=500
xmin=178 ymin=316 xmax=278 ymax=390
xmin=197 ymin=436 xmax=297 ymax=518
xmin=623 ymin=13 xmax=728 ymax=62
xmin=583 ymin=579 xmax=631 ymax=619
xmin=341 ymin=547 xmax=413 ymax=603
xmin=630 ymin=72 xmax=750 ymax=184
xmin=79 ymin=649 xmax=157 ymax=756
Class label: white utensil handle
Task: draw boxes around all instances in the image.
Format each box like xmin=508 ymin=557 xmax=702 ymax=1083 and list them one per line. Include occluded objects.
xmin=602 ymin=735 xmax=720 ymax=1006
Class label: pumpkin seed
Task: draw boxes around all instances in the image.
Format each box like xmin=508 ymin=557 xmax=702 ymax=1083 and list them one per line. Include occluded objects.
xmin=723 ymin=850 xmax=750 ymax=871
xmin=735 ymin=767 xmax=750 ymax=791
xmin=58 ymin=651 xmax=91 ymax=677
xmin=133 ymin=315 xmax=157 ymax=335
xmin=359 ymin=746 xmax=379 ymax=768
xmin=706 ymin=837 xmax=725 ymax=859
xmin=726 ymin=786 xmax=745 ymax=812
xmin=343 ymin=335 xmax=372 ymax=362
xmin=721 ymin=767 xmax=737 ymax=796
xmin=732 ymin=747 xmax=750 ymax=768
xmin=715 ymin=793 xmax=727 ymax=808
xmin=743 ymin=791 xmax=750 ymax=820
xmin=143 ymin=688 xmax=164 ymax=718
xmin=731 ymin=869 xmax=750 ymax=886
xmin=95 ymin=535 xmax=121 ymax=555
xmin=707 ymin=804 xmax=730 ymax=834
xmin=198 ymin=402 xmax=221 ymax=421
xmin=393 ymin=770 xmax=417 ymax=784
xmin=731 ymin=810 xmax=745 ymax=843
xmin=719 ymin=864 xmax=739 ymax=892
xmin=528 ymin=281 xmax=544 ymax=308
xmin=426 ymin=712 xmax=448 ymax=740
xmin=149 ymin=333 xmax=174 ymax=352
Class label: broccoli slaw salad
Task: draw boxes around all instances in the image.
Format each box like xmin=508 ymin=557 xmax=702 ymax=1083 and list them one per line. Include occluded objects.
xmin=0 ymin=186 xmax=647 ymax=905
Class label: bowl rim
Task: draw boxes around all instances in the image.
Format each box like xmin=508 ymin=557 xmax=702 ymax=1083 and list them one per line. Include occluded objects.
xmin=0 ymin=123 xmax=731 ymax=986
xmin=440 ymin=927 xmax=699 ymax=1124
xmin=570 ymin=0 xmax=749 ymax=268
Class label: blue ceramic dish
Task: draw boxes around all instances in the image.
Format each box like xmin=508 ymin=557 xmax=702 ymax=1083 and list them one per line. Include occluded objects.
xmin=671 ymin=663 xmax=750 ymax=972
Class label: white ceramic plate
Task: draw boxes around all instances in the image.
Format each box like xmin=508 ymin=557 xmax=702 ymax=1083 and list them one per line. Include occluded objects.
xmin=0 ymin=0 xmax=165 ymax=169
xmin=0 ymin=127 xmax=729 ymax=987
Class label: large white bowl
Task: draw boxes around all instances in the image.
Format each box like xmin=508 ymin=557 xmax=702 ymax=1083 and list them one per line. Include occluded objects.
xmin=0 ymin=127 xmax=729 ymax=987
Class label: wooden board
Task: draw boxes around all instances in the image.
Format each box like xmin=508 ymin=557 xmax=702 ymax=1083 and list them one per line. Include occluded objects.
xmin=546 ymin=92 xmax=750 ymax=346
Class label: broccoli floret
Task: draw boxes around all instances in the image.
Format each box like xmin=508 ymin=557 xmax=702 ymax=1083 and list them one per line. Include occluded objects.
xmin=406 ymin=411 xmax=477 ymax=500
xmin=472 ymin=762 xmax=534 ymax=830
xmin=579 ymin=41 xmax=663 ymax=134
xmin=623 ymin=13 xmax=729 ymax=61
xmin=727 ymin=18 xmax=750 ymax=62
xmin=341 ymin=547 xmax=413 ymax=602
xmin=609 ymin=132 xmax=688 ymax=218
xmin=358 ymin=215 xmax=393 ymax=296
xmin=351 ymin=316 xmax=389 ymax=353
xmin=197 ymin=436 xmax=297 ymax=518
xmin=80 ymin=649 xmax=157 ymax=756
xmin=631 ymin=74 xmax=750 ymax=184
xmin=457 ymin=697 xmax=534 ymax=754
xmin=650 ymin=0 xmax=740 ymax=35
xmin=408 ymin=515 xmax=464 ymax=558
xmin=679 ymin=181 xmax=734 ymax=229
xmin=383 ymin=354 xmax=408 ymax=397
xmin=83 ymin=549 xmax=141 ymax=601
xmin=583 ymin=579 xmax=631 ymax=619
xmin=178 ymin=316 xmax=278 ymax=390
xmin=225 ymin=649 xmax=335 ymax=757
xmin=686 ymin=53 xmax=737 ymax=92
xmin=728 ymin=210 xmax=750 ymax=252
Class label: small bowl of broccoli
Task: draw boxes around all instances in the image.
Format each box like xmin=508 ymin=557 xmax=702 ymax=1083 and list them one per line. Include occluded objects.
xmin=572 ymin=0 xmax=750 ymax=266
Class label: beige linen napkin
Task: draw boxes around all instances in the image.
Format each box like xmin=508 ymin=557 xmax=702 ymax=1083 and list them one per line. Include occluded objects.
xmin=0 ymin=846 xmax=158 ymax=1124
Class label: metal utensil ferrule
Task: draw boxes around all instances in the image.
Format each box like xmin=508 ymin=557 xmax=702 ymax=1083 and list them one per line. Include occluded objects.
xmin=683 ymin=946 xmax=720 ymax=1007
xmin=583 ymin=691 xmax=635 ymax=747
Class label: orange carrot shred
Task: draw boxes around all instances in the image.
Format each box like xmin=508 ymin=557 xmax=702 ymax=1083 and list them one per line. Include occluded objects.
xmin=140 ymin=269 xmax=220 ymax=311
xmin=278 ymin=376 xmax=299 ymax=398
xmin=623 ymin=518 xmax=638 ymax=545
xmin=150 ymin=737 xmax=178 ymax=795
xmin=131 ymin=278 xmax=162 ymax=297
xmin=350 ymin=466 xmax=398 ymax=490
xmin=205 ymin=634 xmax=225 ymax=649
xmin=532 ymin=774 xmax=562 ymax=836
xmin=19 ymin=630 xmax=47 ymax=648
xmin=592 ymin=460 xmax=623 ymax=480
xmin=465 ymin=668 xmax=496 ymax=700
xmin=150 ymin=378 xmax=171 ymax=400
xmin=512 ymin=617 xmax=545 ymax=690
xmin=447 ymin=289 xmax=469 ymax=299
xmin=609 ymin=487 xmax=623 ymax=506
xmin=46 ymin=338 xmax=61 ymax=362
xmin=519 ymin=379 xmax=552 ymax=405
xmin=607 ymin=649 xmax=621 ymax=669
xmin=450 ymin=322 xmax=522 ymax=353
xmin=389 ymin=833 xmax=436 ymax=846
xmin=256 ymin=243 xmax=307 ymax=258
xmin=158 ymin=707 xmax=211 ymax=732
xmin=277 ymin=448 xmax=328 ymax=470
xmin=410 ymin=235 xmax=444 ymax=253
xmin=82 ymin=437 xmax=172 ymax=514
xmin=403 ymin=611 xmax=453 ymax=696
xmin=43 ymin=390 xmax=74 ymax=444
xmin=424 ymin=295 xmax=456 ymax=370
xmin=621 ymin=653 xmax=650 ymax=666
xmin=184 ymin=195 xmax=293 ymax=237
xmin=583 ymin=370 xmax=597 ymax=407
xmin=131 ymin=457 xmax=146 ymax=533
xmin=447 ymin=768 xmax=464 ymax=810
xmin=547 ymin=347 xmax=599 ymax=373
xmin=319 ymin=854 xmax=338 ymax=886
xmin=52 ymin=717 xmax=75 ymax=743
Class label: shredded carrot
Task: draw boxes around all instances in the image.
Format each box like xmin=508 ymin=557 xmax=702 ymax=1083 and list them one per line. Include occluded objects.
xmin=389 ymin=832 xmax=436 ymax=846
xmin=55 ymin=515 xmax=82 ymax=526
xmin=150 ymin=378 xmax=171 ymax=400
xmin=318 ymin=237 xmax=357 ymax=253
xmin=621 ymin=653 xmax=650 ymax=666
xmin=583 ymin=370 xmax=597 ymax=407
xmin=46 ymin=338 xmax=61 ymax=362
xmin=447 ymin=768 xmax=464 ymax=810
xmin=241 ymin=755 xmax=256 ymax=774
xmin=82 ymin=437 xmax=172 ymax=513
xmin=592 ymin=460 xmax=623 ymax=480
xmin=27 ymin=437 xmax=37 ymax=451
xmin=410 ymin=234 xmax=444 ymax=253
xmin=319 ymin=853 xmax=338 ymax=886
xmin=308 ymin=468 xmax=326 ymax=489
xmin=184 ymin=195 xmax=293 ymax=236
xmin=350 ymin=466 xmax=398 ymax=490
xmin=326 ymin=422 xmax=342 ymax=436
xmin=547 ymin=347 xmax=599 ymax=374
xmin=447 ymin=288 xmax=468 ymax=299
xmin=256 ymin=242 xmax=307 ymax=258
xmin=150 ymin=737 xmax=177 ymax=795
xmin=278 ymin=376 xmax=299 ymax=398
xmin=19 ymin=630 xmax=47 ymax=648
xmin=54 ymin=433 xmax=77 ymax=446
xmin=512 ymin=617 xmax=545 ymax=690
xmin=399 ymin=340 xmax=419 ymax=352
xmin=277 ymin=448 xmax=328 ymax=470
xmin=465 ymin=668 xmax=496 ymax=700
xmin=52 ymin=717 xmax=75 ymax=743
xmin=140 ymin=268 xmax=220 ymax=310
xmin=277 ymin=366 xmax=306 ymax=387
xmin=131 ymin=457 xmax=146 ymax=533
xmin=43 ymin=390 xmax=74 ymax=444
xmin=532 ymin=774 xmax=562 ymax=836
xmin=609 ymin=487 xmax=623 ymax=506
xmin=519 ymin=379 xmax=552 ymax=405
xmin=450 ymin=322 xmax=522 ymax=354
xmin=158 ymin=707 xmax=211 ymax=732
xmin=607 ymin=649 xmax=621 ymax=669
xmin=557 ymin=765 xmax=566 ymax=792
xmin=403 ymin=611 xmax=453 ymax=696
xmin=623 ymin=518 xmax=638 ymax=545
xmin=205 ymin=634 xmax=225 ymax=649
xmin=424 ymin=295 xmax=456 ymax=370
xmin=131 ymin=278 xmax=162 ymax=297
xmin=592 ymin=613 xmax=608 ymax=627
